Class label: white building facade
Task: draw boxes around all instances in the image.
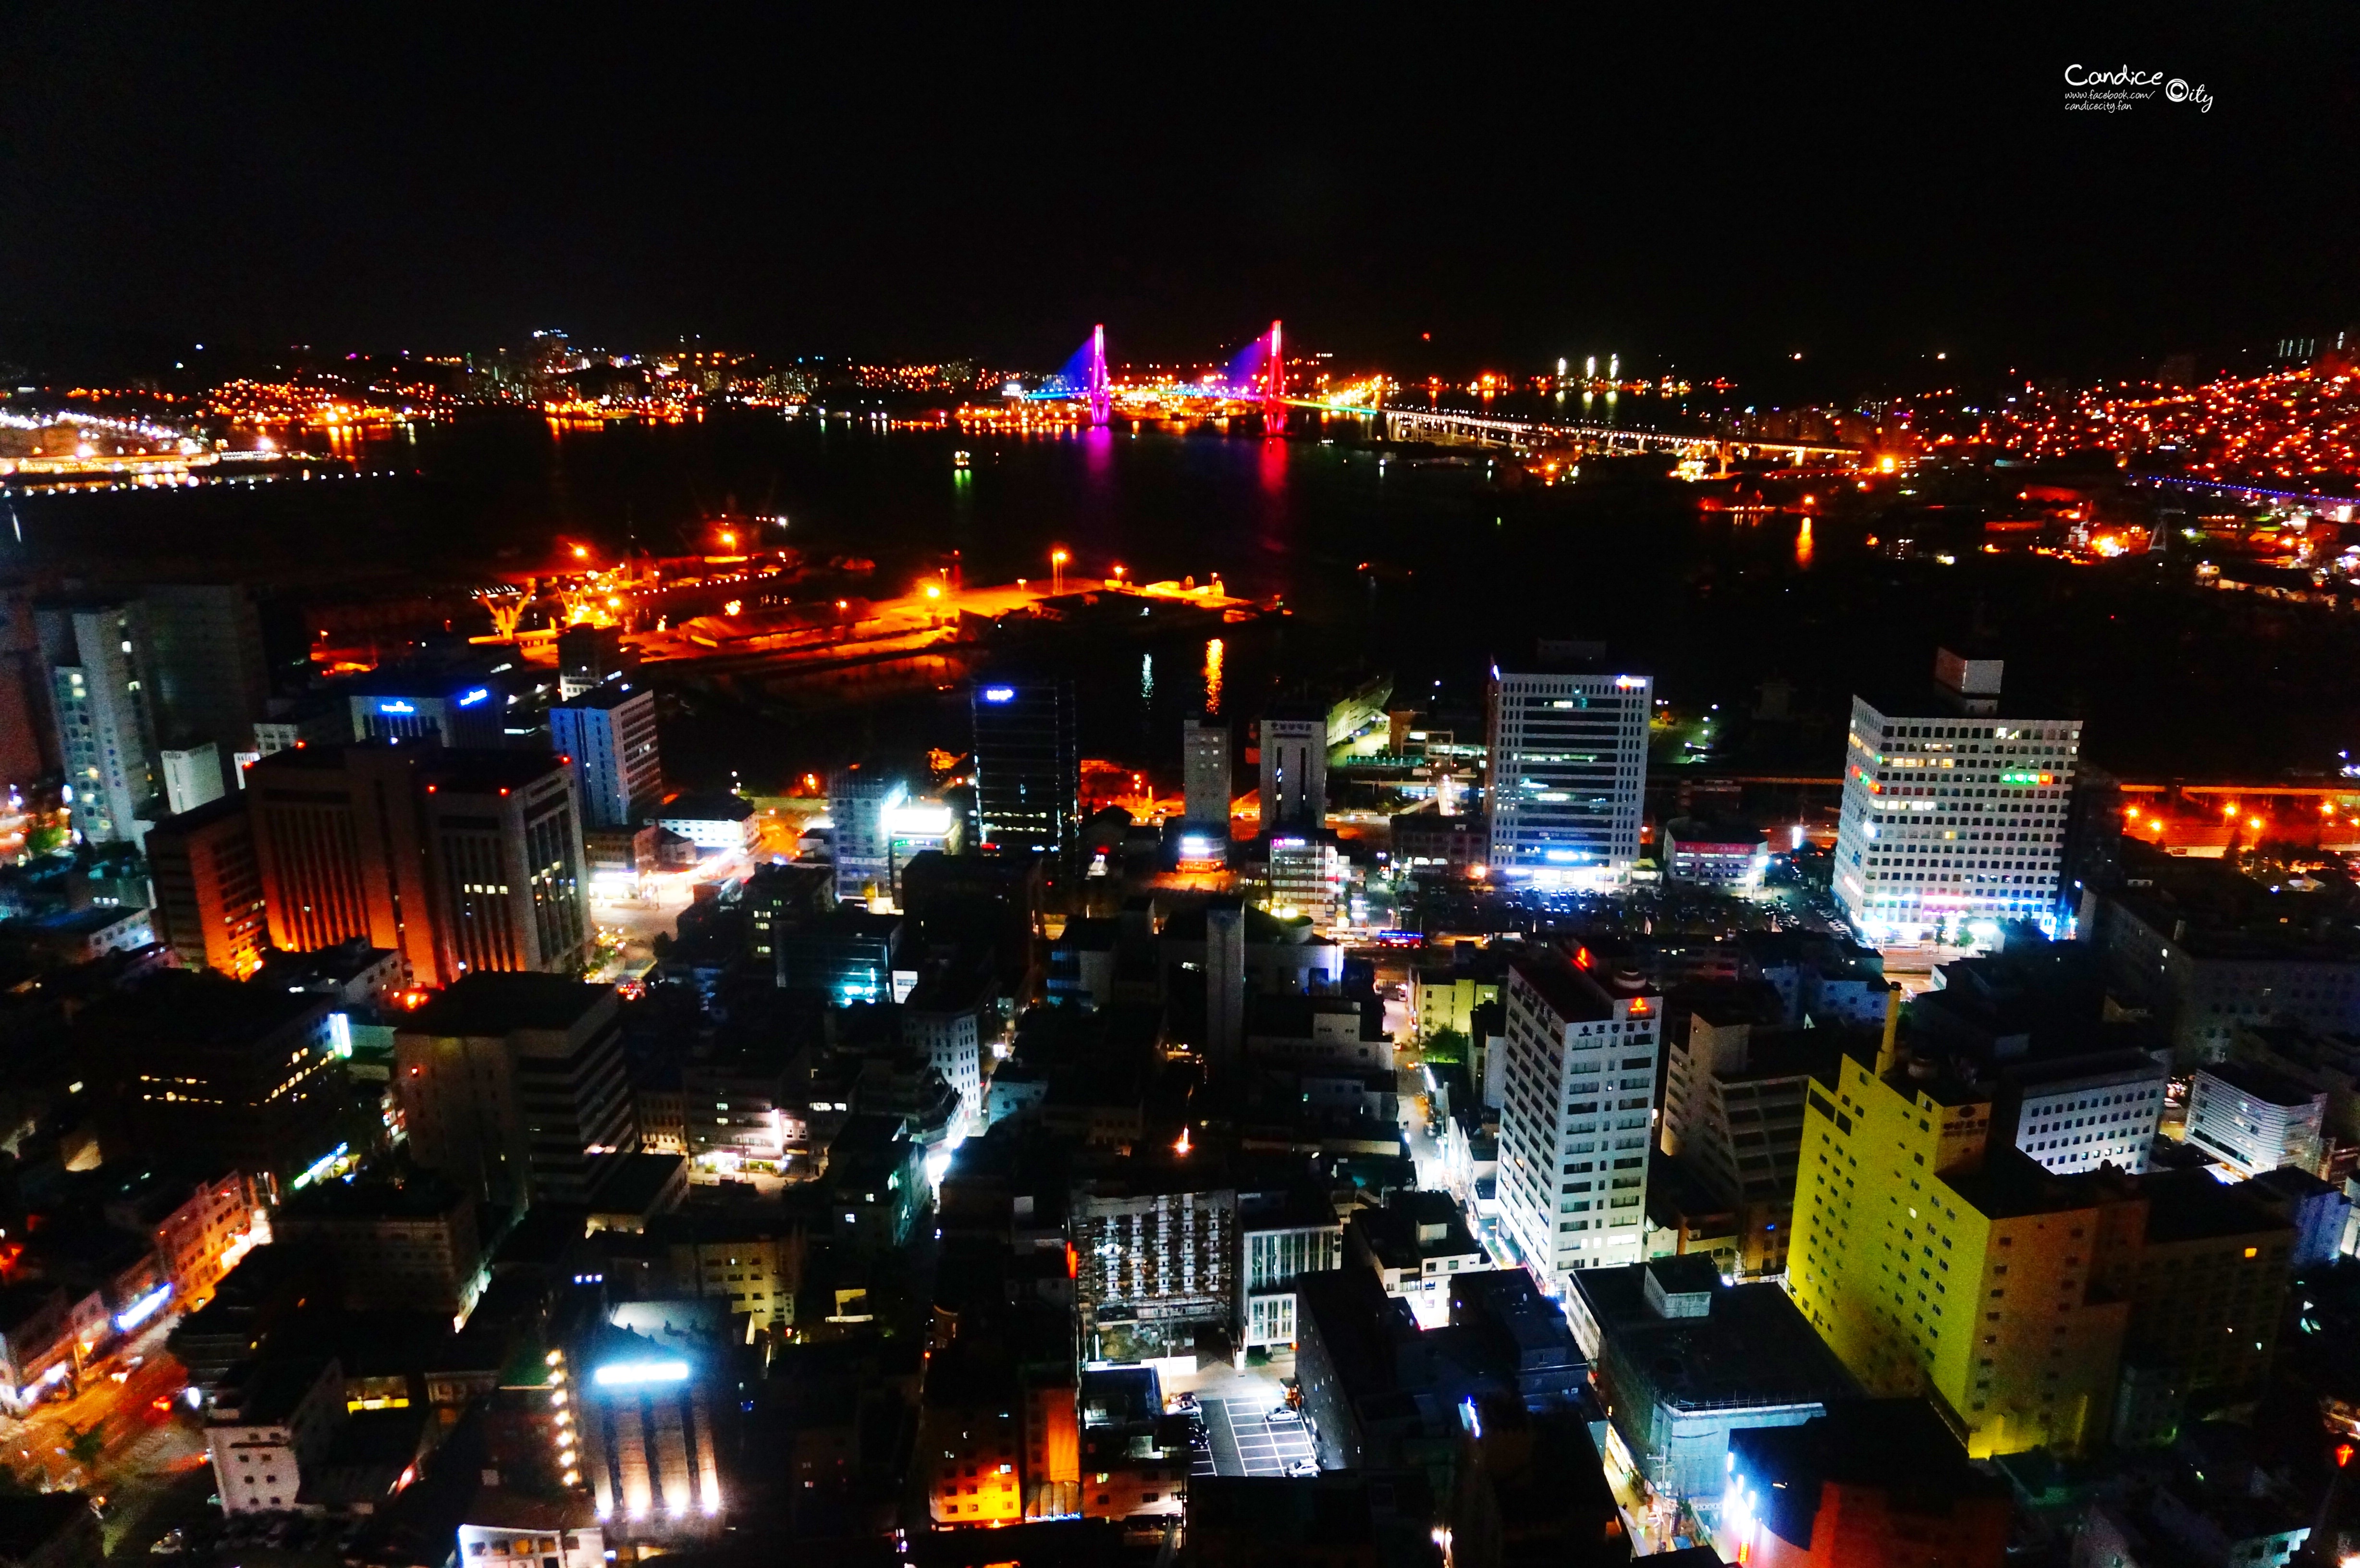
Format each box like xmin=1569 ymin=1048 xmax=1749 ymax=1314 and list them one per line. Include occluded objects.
xmin=1496 ymin=957 xmax=1661 ymax=1283
xmin=1833 ymin=651 xmax=2079 ymax=943
xmin=1485 ymin=667 xmax=1650 ymax=887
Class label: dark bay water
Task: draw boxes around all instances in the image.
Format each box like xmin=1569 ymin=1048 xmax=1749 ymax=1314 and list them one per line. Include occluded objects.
xmin=12 ymin=409 xmax=2356 ymax=785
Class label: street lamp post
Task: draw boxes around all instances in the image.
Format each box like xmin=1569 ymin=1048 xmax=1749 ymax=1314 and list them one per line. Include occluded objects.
xmin=1051 ymin=549 xmax=1068 ymax=596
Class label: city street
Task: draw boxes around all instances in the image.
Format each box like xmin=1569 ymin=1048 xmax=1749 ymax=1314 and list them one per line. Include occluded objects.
xmin=0 ymin=1325 xmax=207 ymax=1556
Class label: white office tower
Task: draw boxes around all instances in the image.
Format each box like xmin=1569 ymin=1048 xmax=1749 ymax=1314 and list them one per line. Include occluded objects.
xmin=1496 ymin=954 xmax=1661 ymax=1281
xmin=1182 ymin=716 xmax=1231 ymax=828
xmin=1485 ymin=652 xmax=1650 ymax=886
xmin=548 ymin=685 xmax=663 ymax=830
xmin=1257 ymin=708 xmax=1327 ymax=832
xmin=1834 ymin=649 xmax=2079 ymax=944
xmin=38 ymin=600 xmax=160 ymax=846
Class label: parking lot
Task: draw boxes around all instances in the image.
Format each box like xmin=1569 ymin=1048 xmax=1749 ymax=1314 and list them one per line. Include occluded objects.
xmin=1192 ymin=1395 xmax=1316 ymax=1479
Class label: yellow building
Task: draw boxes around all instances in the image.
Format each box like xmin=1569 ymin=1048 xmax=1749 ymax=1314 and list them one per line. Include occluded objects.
xmin=1412 ymin=955 xmax=1502 ymax=1041
xmin=1788 ymin=1033 xmax=2297 ymax=1459
xmin=1787 ymin=1035 xmax=2125 ymax=1458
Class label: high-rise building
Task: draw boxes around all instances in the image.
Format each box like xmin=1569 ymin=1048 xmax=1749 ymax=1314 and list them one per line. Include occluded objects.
xmin=395 ymin=973 xmax=637 ymax=1208
xmin=145 ymin=796 xmax=269 ymax=978
xmin=422 ymin=752 xmax=592 ymax=979
xmin=556 ymin=625 xmax=629 ymax=700
xmin=343 ymin=667 xmax=510 ymax=748
xmin=548 ymin=685 xmax=661 ymax=829
xmin=1182 ymin=716 xmax=1231 ymax=828
xmin=826 ymin=766 xmax=898 ymax=902
xmin=971 ymin=675 xmax=1078 ymax=860
xmin=574 ymin=1311 xmax=726 ymax=1537
xmin=247 ymin=744 xmax=589 ymax=987
xmin=1484 ymin=652 xmax=1650 ymax=886
xmin=161 ymin=743 xmax=225 ymax=816
xmin=37 ymin=599 xmax=160 ymax=846
xmin=1203 ymin=897 xmax=1246 ymax=1083
xmin=82 ymin=971 xmax=347 ymax=1186
xmin=1495 ymin=953 xmax=1662 ymax=1281
xmin=1256 ymin=708 xmax=1325 ymax=833
xmin=1833 ymin=649 xmax=2081 ymax=942
xmin=143 ymin=584 xmax=270 ymax=795
xmin=0 ymin=589 xmax=55 ymax=791
xmin=1265 ymin=834 xmax=1344 ymax=925
xmin=1784 ymin=1036 xmax=2296 ymax=1458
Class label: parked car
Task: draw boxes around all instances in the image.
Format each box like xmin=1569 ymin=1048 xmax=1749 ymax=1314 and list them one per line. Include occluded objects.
xmin=1265 ymin=1406 xmax=1303 ymax=1425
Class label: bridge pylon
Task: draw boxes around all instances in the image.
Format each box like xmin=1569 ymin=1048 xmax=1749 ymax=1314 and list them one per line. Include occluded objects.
xmin=1088 ymin=324 xmax=1111 ymax=427
xmin=1263 ymin=319 xmax=1285 ymax=433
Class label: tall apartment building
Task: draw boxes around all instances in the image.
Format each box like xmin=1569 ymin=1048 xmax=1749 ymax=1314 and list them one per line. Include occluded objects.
xmin=1256 ymin=707 xmax=1326 ymax=833
xmin=1833 ymin=649 xmax=2080 ymax=942
xmin=1495 ymin=954 xmax=1662 ymax=1281
xmin=971 ymin=675 xmax=1079 ymax=860
xmin=1785 ymin=1036 xmax=2295 ymax=1458
xmin=1181 ymin=715 xmax=1231 ymax=828
xmin=247 ymin=744 xmax=589 ymax=987
xmin=548 ymin=685 xmax=661 ymax=829
xmin=395 ymin=973 xmax=638 ymax=1208
xmin=146 ymin=796 xmax=269 ymax=978
xmin=1484 ymin=653 xmax=1650 ymax=886
xmin=143 ymin=584 xmax=271 ymax=795
xmin=37 ymin=599 xmax=160 ymax=846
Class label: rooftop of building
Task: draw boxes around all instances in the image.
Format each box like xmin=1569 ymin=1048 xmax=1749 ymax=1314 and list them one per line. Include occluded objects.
xmin=2197 ymin=1060 xmax=2328 ymax=1110
xmin=77 ymin=968 xmax=325 ymax=1048
xmin=253 ymin=939 xmax=397 ymax=991
xmin=405 ymin=972 xmax=612 ymax=1037
xmin=1573 ymin=1259 xmax=1857 ymax=1414
xmin=420 ymin=750 xmax=569 ymax=794
xmin=1350 ymin=1189 xmax=1483 ymax=1271
xmin=550 ymin=682 xmax=650 ymax=712
xmin=588 ymin=1152 xmax=686 ymax=1218
xmin=2105 ymin=857 xmax=2360 ymax=965
xmin=655 ymin=791 xmax=756 ymax=823
xmin=145 ymin=794 xmax=248 ymax=836
xmin=213 ymin=1354 xmax=337 ymax=1427
xmin=277 ymin=1173 xmax=468 ymax=1224
xmin=1663 ymin=817 xmax=1767 ymax=847
xmin=2137 ymin=1168 xmax=2293 ymax=1247
xmin=338 ymin=662 xmax=503 ymax=699
xmin=1509 ymin=954 xmax=1640 ymax=1024
xmin=1240 ymin=1181 xmax=1340 ymax=1235
xmin=1730 ymin=1397 xmax=2004 ymax=1523
xmin=1246 ymin=990 xmax=1387 ymax=1042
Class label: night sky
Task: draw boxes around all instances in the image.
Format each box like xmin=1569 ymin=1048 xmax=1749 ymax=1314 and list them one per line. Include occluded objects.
xmin=3 ymin=7 xmax=2356 ymax=386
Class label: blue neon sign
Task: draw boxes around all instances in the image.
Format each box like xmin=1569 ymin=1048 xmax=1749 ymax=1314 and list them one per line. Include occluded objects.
xmin=379 ymin=700 xmax=416 ymax=715
xmin=457 ymin=687 xmax=490 ymax=707
xmin=981 ymin=686 xmax=1015 ymax=703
